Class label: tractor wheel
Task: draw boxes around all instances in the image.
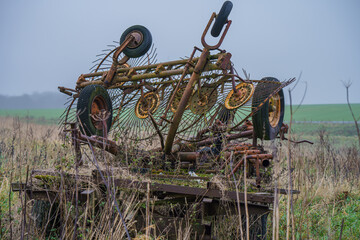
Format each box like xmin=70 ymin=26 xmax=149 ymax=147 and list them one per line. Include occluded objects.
xmin=211 ymin=1 xmax=233 ymax=37
xmin=120 ymin=25 xmax=152 ymax=58
xmin=77 ymin=85 xmax=113 ymax=136
xmin=252 ymin=77 xmax=284 ymax=140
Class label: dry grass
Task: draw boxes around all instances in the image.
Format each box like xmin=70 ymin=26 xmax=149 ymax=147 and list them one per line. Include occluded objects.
xmin=0 ymin=116 xmax=359 ymax=239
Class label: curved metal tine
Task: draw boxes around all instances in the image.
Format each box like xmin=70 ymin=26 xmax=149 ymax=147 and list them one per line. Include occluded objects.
xmin=148 ymin=45 xmax=157 ymax=62
xmin=63 ymin=97 xmax=73 ymax=106
xmin=98 ymin=66 xmax=111 ymax=70
xmin=242 ymin=68 xmax=250 ymax=81
xmin=143 ymin=119 xmax=154 ymax=140
xmin=92 ymin=58 xmax=103 ymax=64
xmin=96 ymin=53 xmax=108 ymax=57
xmin=132 ymin=54 xmax=142 ymax=67
xmin=133 ymin=45 xmax=155 ymax=67
xmin=137 ymin=44 xmax=156 ymax=67
xmin=137 ymin=53 xmax=150 ymax=67
xmin=128 ymin=58 xmax=136 ymax=67
xmin=89 ymin=63 xmax=98 ymax=71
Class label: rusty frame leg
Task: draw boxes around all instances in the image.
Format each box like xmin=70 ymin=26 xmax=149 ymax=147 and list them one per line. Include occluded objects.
xmin=71 ymin=123 xmax=82 ymax=166
xmin=164 ymin=48 xmax=210 ymax=154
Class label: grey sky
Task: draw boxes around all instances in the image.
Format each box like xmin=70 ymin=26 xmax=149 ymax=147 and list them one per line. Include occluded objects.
xmin=0 ymin=0 xmax=359 ymax=104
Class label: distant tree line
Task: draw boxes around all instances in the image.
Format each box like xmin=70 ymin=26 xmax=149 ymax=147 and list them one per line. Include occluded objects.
xmin=0 ymin=92 xmax=68 ymax=109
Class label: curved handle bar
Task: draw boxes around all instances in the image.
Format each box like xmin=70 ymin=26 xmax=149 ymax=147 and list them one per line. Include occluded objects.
xmin=201 ymin=12 xmax=232 ymax=50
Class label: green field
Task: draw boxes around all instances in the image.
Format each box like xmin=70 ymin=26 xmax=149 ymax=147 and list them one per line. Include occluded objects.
xmin=0 ymin=108 xmax=63 ymax=125
xmin=1 ymin=104 xmax=359 ymax=123
xmin=0 ymin=104 xmax=359 ymax=142
xmin=284 ymin=104 xmax=360 ymax=122
xmin=0 ymin=108 xmax=63 ymax=120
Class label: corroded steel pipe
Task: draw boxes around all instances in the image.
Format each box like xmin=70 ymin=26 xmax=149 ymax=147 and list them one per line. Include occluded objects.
xmin=78 ymin=63 xmax=221 ymax=88
xmin=80 ymin=55 xmax=220 ymax=78
xmin=230 ymin=153 xmax=272 ymax=176
xmin=178 ymin=152 xmax=199 ymax=162
xmin=78 ymin=134 xmax=119 ymax=155
xmin=248 ymin=158 xmax=271 ymax=168
xmin=164 ymin=48 xmax=210 ymax=154
xmin=246 ymin=154 xmax=273 ymax=160
xmin=194 ymin=130 xmax=253 ymax=148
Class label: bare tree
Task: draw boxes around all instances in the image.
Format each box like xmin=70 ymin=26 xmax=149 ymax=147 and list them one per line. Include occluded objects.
xmin=342 ymin=81 xmax=360 ymax=146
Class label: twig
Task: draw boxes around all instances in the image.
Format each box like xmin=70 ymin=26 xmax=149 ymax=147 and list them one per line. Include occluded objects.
xmin=9 ymin=171 xmax=13 ymax=240
xmin=23 ymin=166 xmax=29 ymax=240
xmin=73 ymin=155 xmax=79 ymax=240
xmin=146 ymin=182 xmax=150 ymax=239
xmin=339 ymin=218 xmax=345 ymax=240
xmin=286 ymin=89 xmax=295 ymax=240
xmin=0 ymin=205 xmax=2 ymax=239
xmin=272 ymin=140 xmax=279 ymax=240
xmin=229 ymin=151 xmax=244 ymax=240
xmin=85 ymin=138 xmax=132 ymax=240
xmin=342 ymin=80 xmax=360 ymax=147
xmin=244 ymin=156 xmax=249 ymax=240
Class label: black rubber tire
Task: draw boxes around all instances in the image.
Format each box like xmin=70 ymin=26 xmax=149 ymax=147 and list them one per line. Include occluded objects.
xmin=252 ymin=77 xmax=285 ymax=140
xmin=211 ymin=1 xmax=233 ymax=37
xmin=77 ymin=85 xmax=112 ymax=136
xmin=120 ymin=25 xmax=152 ymax=58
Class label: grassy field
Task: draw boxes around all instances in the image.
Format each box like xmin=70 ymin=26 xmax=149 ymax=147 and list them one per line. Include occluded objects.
xmin=1 ymin=104 xmax=359 ymax=144
xmin=0 ymin=108 xmax=63 ymax=124
xmin=1 ymin=104 xmax=359 ymax=122
xmin=0 ymin=102 xmax=359 ymax=239
xmin=284 ymin=104 xmax=360 ymax=122
xmin=0 ymin=116 xmax=359 ymax=239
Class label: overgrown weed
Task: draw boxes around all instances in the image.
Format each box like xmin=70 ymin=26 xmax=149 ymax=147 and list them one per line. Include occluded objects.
xmin=0 ymin=116 xmax=359 ymax=239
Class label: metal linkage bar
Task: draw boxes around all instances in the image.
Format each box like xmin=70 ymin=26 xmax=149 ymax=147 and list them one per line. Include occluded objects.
xmin=109 ymin=178 xmax=274 ymax=204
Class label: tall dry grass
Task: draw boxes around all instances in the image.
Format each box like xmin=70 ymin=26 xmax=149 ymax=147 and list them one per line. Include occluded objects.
xmin=0 ymin=116 xmax=359 ymax=239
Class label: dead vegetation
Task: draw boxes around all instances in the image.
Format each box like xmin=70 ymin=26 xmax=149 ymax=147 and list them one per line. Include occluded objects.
xmin=0 ymin=116 xmax=359 ymax=239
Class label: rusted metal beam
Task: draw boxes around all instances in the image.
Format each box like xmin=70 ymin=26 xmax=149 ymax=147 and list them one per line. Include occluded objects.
xmin=164 ymin=48 xmax=211 ymax=154
xmin=80 ymin=54 xmax=220 ymax=79
xmin=111 ymin=178 xmax=274 ymax=204
xmin=78 ymin=63 xmax=221 ymax=88
xmin=194 ymin=130 xmax=253 ymax=148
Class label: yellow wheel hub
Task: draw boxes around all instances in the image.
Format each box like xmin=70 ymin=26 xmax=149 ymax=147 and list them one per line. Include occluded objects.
xmin=268 ymin=93 xmax=281 ymax=127
xmin=224 ymin=82 xmax=254 ymax=109
xmin=189 ymin=86 xmax=218 ymax=115
xmin=135 ymin=92 xmax=160 ymax=119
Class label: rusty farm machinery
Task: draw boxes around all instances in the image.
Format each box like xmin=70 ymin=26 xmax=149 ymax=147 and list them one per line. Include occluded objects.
xmin=12 ymin=1 xmax=300 ymax=239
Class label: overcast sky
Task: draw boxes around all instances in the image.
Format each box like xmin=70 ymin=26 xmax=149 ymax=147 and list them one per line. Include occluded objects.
xmin=0 ymin=0 xmax=359 ymax=104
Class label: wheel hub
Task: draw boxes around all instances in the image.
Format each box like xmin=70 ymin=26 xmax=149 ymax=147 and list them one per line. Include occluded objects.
xmin=135 ymin=92 xmax=160 ymax=119
xmin=127 ymin=31 xmax=144 ymax=49
xmin=190 ymin=86 xmax=218 ymax=115
xmin=91 ymin=95 xmax=108 ymax=130
xmin=225 ymin=82 xmax=254 ymax=109
xmin=268 ymin=93 xmax=281 ymax=128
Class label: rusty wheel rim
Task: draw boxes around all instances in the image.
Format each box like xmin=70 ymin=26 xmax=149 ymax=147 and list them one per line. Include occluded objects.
xmin=91 ymin=95 xmax=108 ymax=130
xmin=135 ymin=92 xmax=160 ymax=119
xmin=224 ymin=82 xmax=254 ymax=110
xmin=268 ymin=93 xmax=281 ymax=128
xmin=127 ymin=31 xmax=144 ymax=49
xmin=190 ymin=87 xmax=218 ymax=115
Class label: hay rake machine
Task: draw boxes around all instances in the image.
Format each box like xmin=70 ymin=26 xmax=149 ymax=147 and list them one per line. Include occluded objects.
xmin=56 ymin=0 xmax=299 ymax=189
xmin=11 ymin=2 xmax=305 ymax=239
